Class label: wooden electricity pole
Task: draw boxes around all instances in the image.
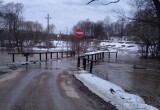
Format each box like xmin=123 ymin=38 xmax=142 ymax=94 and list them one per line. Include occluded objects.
xmin=45 ymin=14 xmax=52 ymax=49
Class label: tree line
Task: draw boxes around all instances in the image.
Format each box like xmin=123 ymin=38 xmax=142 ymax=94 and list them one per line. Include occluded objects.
xmin=73 ymin=0 xmax=160 ymax=57
xmin=0 ymin=1 xmax=55 ymax=52
xmin=0 ymin=0 xmax=159 ymax=57
xmin=72 ymin=17 xmax=127 ymax=40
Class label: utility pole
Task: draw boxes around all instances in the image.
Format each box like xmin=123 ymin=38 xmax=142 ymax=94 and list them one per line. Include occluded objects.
xmin=45 ymin=14 xmax=52 ymax=33
xmin=66 ymin=27 xmax=68 ymax=35
xmin=45 ymin=14 xmax=52 ymax=49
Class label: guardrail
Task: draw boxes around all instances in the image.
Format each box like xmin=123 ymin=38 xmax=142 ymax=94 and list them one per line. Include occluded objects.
xmin=77 ymin=52 xmax=104 ymax=73
xmin=77 ymin=51 xmax=118 ymax=73
xmin=8 ymin=51 xmax=75 ymax=62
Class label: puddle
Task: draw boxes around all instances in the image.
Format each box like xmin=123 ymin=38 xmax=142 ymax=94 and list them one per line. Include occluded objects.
xmin=59 ymin=74 xmax=80 ymax=99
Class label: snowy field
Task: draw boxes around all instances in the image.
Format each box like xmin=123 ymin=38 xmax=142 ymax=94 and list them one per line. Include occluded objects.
xmin=99 ymin=40 xmax=139 ymax=55
xmin=74 ymin=71 xmax=158 ymax=110
xmin=32 ymin=40 xmax=70 ymax=52
xmin=24 ymin=39 xmax=140 ymax=56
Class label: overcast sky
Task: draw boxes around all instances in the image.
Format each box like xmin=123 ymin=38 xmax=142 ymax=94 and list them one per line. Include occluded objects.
xmin=4 ymin=0 xmax=131 ymax=34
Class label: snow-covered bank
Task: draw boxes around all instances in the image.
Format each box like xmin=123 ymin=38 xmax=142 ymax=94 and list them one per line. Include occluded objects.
xmin=32 ymin=47 xmax=69 ymax=52
xmin=99 ymin=41 xmax=139 ymax=55
xmin=33 ymin=40 xmax=70 ymax=52
xmin=74 ymin=72 xmax=158 ymax=110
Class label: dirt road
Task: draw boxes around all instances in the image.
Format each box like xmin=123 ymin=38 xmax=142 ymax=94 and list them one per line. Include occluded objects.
xmin=0 ymin=58 xmax=116 ymax=110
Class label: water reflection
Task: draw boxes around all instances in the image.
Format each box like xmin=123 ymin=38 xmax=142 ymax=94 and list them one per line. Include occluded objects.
xmin=23 ymin=60 xmax=54 ymax=70
xmin=0 ymin=51 xmax=58 ymax=70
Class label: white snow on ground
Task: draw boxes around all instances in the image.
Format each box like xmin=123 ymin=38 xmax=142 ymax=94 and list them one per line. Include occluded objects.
xmin=99 ymin=41 xmax=139 ymax=55
xmin=32 ymin=40 xmax=70 ymax=52
xmin=32 ymin=47 xmax=69 ymax=52
xmin=35 ymin=41 xmax=63 ymax=47
xmin=84 ymin=51 xmax=117 ymax=56
xmin=74 ymin=72 xmax=158 ymax=110
xmin=28 ymin=39 xmax=139 ymax=54
xmin=32 ymin=47 xmax=68 ymax=52
xmin=50 ymin=41 xmax=68 ymax=47
xmin=35 ymin=42 xmax=46 ymax=47
xmin=84 ymin=51 xmax=105 ymax=55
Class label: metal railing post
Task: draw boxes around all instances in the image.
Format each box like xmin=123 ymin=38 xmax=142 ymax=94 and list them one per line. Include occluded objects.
xmin=77 ymin=57 xmax=80 ymax=67
xmin=83 ymin=58 xmax=86 ymax=70
xmin=90 ymin=61 xmax=93 ymax=73
xmin=12 ymin=54 xmax=15 ymax=62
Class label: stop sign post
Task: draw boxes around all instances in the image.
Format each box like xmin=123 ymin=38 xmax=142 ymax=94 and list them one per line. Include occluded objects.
xmin=75 ymin=28 xmax=84 ymax=38
xmin=75 ymin=28 xmax=84 ymax=57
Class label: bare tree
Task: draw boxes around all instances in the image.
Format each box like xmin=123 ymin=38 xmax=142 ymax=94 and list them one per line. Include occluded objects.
xmin=2 ymin=2 xmax=24 ymax=52
xmin=113 ymin=0 xmax=160 ymax=58
xmin=94 ymin=21 xmax=105 ymax=39
xmin=103 ymin=16 xmax=112 ymax=38
xmin=49 ymin=24 xmax=55 ymax=34
xmin=86 ymin=0 xmax=160 ymax=52
xmin=73 ymin=19 xmax=106 ymax=39
xmin=73 ymin=19 xmax=95 ymax=38
xmin=86 ymin=0 xmax=120 ymax=5
xmin=152 ymin=0 xmax=160 ymax=51
xmin=0 ymin=0 xmax=5 ymax=34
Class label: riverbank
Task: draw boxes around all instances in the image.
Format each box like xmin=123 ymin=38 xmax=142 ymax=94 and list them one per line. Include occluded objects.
xmin=74 ymin=71 xmax=158 ymax=110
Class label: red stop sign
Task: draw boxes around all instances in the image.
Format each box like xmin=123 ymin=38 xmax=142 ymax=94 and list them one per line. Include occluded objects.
xmin=75 ymin=28 xmax=84 ymax=38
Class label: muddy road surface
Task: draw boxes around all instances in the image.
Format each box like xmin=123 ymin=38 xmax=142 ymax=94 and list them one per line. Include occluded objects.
xmin=0 ymin=58 xmax=108 ymax=110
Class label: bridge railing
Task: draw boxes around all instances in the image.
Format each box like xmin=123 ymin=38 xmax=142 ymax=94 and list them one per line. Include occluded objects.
xmin=8 ymin=51 xmax=75 ymax=62
xmin=77 ymin=51 xmax=118 ymax=73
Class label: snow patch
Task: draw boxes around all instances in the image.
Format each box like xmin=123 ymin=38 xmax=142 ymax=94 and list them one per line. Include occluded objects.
xmin=99 ymin=41 xmax=139 ymax=55
xmin=74 ymin=72 xmax=158 ymax=110
xmin=32 ymin=47 xmax=69 ymax=52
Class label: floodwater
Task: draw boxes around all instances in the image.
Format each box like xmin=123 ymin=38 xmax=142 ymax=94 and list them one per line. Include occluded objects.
xmin=0 ymin=50 xmax=96 ymax=110
xmin=92 ymin=52 xmax=160 ymax=108
xmin=0 ymin=50 xmax=62 ymax=66
xmin=0 ymin=50 xmax=160 ymax=109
